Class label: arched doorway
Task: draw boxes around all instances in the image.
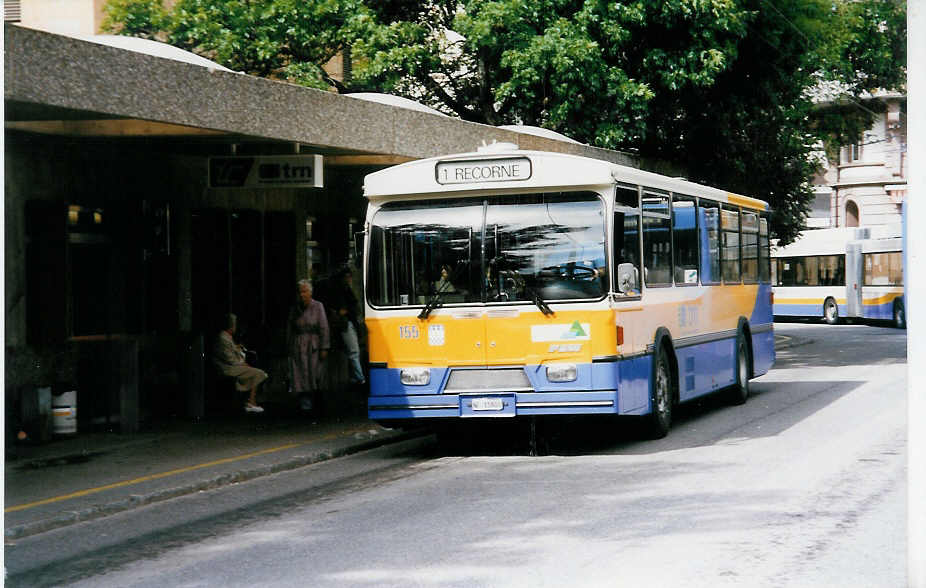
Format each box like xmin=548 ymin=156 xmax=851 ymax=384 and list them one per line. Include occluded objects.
xmin=845 ymin=200 xmax=859 ymax=227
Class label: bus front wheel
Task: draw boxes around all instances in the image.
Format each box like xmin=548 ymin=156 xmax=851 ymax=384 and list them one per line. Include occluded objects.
xmin=646 ymin=344 xmax=673 ymax=439
xmin=823 ymin=298 xmax=839 ymax=325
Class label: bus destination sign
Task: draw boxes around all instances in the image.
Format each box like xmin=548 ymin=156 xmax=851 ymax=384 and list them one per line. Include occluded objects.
xmin=435 ymin=157 xmax=532 ymax=185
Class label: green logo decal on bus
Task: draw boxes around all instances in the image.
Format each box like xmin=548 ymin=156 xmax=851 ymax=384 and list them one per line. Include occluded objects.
xmin=569 ymin=321 xmax=587 ymax=338
xmin=531 ymin=323 xmax=591 ymax=342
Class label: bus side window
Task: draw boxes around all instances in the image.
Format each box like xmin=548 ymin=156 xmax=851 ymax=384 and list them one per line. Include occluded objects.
xmin=721 ymin=206 xmax=741 ymax=283
xmin=864 ymin=252 xmax=902 ymax=286
xmin=642 ymin=191 xmax=672 ymax=286
xmin=890 ymin=251 xmax=903 ymax=285
xmin=819 ymin=254 xmax=843 ymax=286
xmin=614 ymin=185 xmax=641 ymax=295
xmin=803 ymin=256 xmax=819 ymax=286
xmin=673 ymin=195 xmax=698 ymax=284
xmin=741 ymin=211 xmax=759 ymax=283
xmin=759 ymin=216 xmax=770 ymax=283
xmin=699 ymin=202 xmax=721 ymax=284
xmin=781 ymin=258 xmax=796 ymax=286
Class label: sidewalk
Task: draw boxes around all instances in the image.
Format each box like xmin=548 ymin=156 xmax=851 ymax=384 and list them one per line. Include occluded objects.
xmin=4 ymin=411 xmax=420 ymax=541
xmin=5 ymin=331 xmax=808 ymax=542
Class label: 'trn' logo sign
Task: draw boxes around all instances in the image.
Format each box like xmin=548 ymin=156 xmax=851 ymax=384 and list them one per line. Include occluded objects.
xmin=209 ymin=155 xmax=324 ymax=189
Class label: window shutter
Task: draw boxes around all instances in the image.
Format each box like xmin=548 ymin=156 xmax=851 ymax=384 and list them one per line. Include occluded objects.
xmin=4 ymin=0 xmax=22 ymax=22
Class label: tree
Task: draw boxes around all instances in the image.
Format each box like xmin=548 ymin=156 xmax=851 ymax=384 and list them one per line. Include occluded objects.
xmin=353 ymin=0 xmax=904 ymax=243
xmin=103 ymin=0 xmax=379 ymax=90
xmin=103 ymin=0 xmax=906 ymax=243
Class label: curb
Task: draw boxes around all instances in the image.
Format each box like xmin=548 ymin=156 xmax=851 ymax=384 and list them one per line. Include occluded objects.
xmin=5 ymin=427 xmax=430 ymax=541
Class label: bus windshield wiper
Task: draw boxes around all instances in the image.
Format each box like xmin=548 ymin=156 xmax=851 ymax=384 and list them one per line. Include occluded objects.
xmin=418 ymin=288 xmax=445 ymax=319
xmin=419 ymin=277 xmax=459 ymax=319
xmin=525 ymin=285 xmax=554 ymax=316
xmin=419 ymin=262 xmax=470 ymax=319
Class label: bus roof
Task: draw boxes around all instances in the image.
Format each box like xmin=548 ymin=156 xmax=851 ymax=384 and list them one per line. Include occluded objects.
xmin=363 ymin=146 xmax=769 ymax=211
xmin=855 ymin=236 xmax=903 ymax=253
xmin=773 ymin=225 xmax=903 ymax=257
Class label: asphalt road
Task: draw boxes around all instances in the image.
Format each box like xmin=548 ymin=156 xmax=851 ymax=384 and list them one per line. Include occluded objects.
xmin=6 ymin=322 xmax=908 ymax=587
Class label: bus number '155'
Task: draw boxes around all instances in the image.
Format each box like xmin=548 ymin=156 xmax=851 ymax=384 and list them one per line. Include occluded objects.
xmin=399 ymin=325 xmax=420 ymax=339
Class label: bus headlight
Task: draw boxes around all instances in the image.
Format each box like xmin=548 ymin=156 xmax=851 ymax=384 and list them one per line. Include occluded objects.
xmin=546 ymin=363 xmax=577 ymax=382
xmin=400 ymin=367 xmax=431 ymax=386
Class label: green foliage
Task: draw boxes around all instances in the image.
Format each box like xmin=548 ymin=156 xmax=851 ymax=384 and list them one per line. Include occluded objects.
xmin=829 ymin=0 xmax=907 ymax=93
xmin=353 ymin=0 xmax=904 ymax=244
xmin=104 ymin=0 xmax=378 ymax=89
xmin=102 ymin=0 xmax=170 ymax=39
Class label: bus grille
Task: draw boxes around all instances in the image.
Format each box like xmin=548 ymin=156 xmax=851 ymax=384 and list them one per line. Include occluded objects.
xmin=444 ymin=368 xmax=533 ymax=393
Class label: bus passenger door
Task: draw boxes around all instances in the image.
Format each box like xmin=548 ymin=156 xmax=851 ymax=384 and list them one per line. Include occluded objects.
xmin=846 ymin=242 xmax=863 ymax=317
xmin=612 ymin=303 xmax=648 ymax=414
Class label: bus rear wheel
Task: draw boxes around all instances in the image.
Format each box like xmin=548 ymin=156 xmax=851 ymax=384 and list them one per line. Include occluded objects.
xmin=823 ymin=298 xmax=839 ymax=325
xmin=727 ymin=332 xmax=751 ymax=405
xmin=893 ymin=300 xmax=906 ymax=329
xmin=645 ymin=344 xmax=673 ymax=439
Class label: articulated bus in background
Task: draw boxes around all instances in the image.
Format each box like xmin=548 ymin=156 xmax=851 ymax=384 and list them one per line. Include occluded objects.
xmin=359 ymin=144 xmax=775 ymax=438
xmin=771 ymin=225 xmax=905 ymax=328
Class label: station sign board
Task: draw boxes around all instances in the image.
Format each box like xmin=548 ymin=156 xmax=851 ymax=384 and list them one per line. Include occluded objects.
xmin=209 ymin=155 xmax=324 ymax=188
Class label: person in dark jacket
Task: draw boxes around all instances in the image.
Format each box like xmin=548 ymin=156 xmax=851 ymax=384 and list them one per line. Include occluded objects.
xmin=328 ymin=265 xmax=365 ymax=386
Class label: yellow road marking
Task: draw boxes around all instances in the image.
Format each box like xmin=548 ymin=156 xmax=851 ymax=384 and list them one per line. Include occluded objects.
xmin=5 ymin=441 xmax=309 ymax=513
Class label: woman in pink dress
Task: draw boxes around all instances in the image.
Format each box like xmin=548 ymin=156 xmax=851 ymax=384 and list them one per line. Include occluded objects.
xmin=287 ymin=279 xmax=330 ymax=413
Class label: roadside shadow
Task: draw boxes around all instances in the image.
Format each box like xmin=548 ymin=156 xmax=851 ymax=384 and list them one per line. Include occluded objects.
xmin=421 ymin=379 xmax=864 ymax=458
xmin=775 ymin=338 xmax=906 ymax=369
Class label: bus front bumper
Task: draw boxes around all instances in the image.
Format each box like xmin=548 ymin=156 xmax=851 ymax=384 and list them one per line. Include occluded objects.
xmin=368 ymin=390 xmax=618 ymax=420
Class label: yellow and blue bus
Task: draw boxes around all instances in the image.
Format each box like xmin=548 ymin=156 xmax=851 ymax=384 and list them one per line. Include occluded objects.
xmin=360 ymin=145 xmax=774 ymax=438
xmin=771 ymin=225 xmax=905 ymax=328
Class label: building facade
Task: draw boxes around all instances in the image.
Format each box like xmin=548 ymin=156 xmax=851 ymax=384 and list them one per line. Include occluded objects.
xmin=807 ymin=93 xmax=907 ymax=229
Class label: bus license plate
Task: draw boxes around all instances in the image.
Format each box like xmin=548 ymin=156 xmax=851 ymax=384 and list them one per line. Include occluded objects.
xmin=471 ymin=397 xmax=505 ymax=411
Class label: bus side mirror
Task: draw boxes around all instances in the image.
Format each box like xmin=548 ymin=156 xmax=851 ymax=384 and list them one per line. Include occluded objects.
xmin=617 ymin=263 xmax=637 ymax=294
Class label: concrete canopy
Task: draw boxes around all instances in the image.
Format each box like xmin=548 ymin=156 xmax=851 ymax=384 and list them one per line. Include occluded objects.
xmin=4 ymin=23 xmax=645 ymax=169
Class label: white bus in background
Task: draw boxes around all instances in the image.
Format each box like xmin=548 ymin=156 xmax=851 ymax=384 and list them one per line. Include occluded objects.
xmin=772 ymin=225 xmax=905 ymax=328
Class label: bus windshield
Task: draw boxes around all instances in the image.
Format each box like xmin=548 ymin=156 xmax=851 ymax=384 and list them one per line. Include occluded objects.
xmin=367 ymin=191 xmax=607 ymax=307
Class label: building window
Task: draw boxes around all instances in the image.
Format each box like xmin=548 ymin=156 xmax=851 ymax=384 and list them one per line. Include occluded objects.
xmin=4 ymin=0 xmax=21 ymax=22
xmin=845 ymin=201 xmax=859 ymax=227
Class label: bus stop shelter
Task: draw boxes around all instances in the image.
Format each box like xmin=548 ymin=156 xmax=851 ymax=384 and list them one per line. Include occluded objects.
xmin=4 ymin=23 xmax=662 ymax=434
